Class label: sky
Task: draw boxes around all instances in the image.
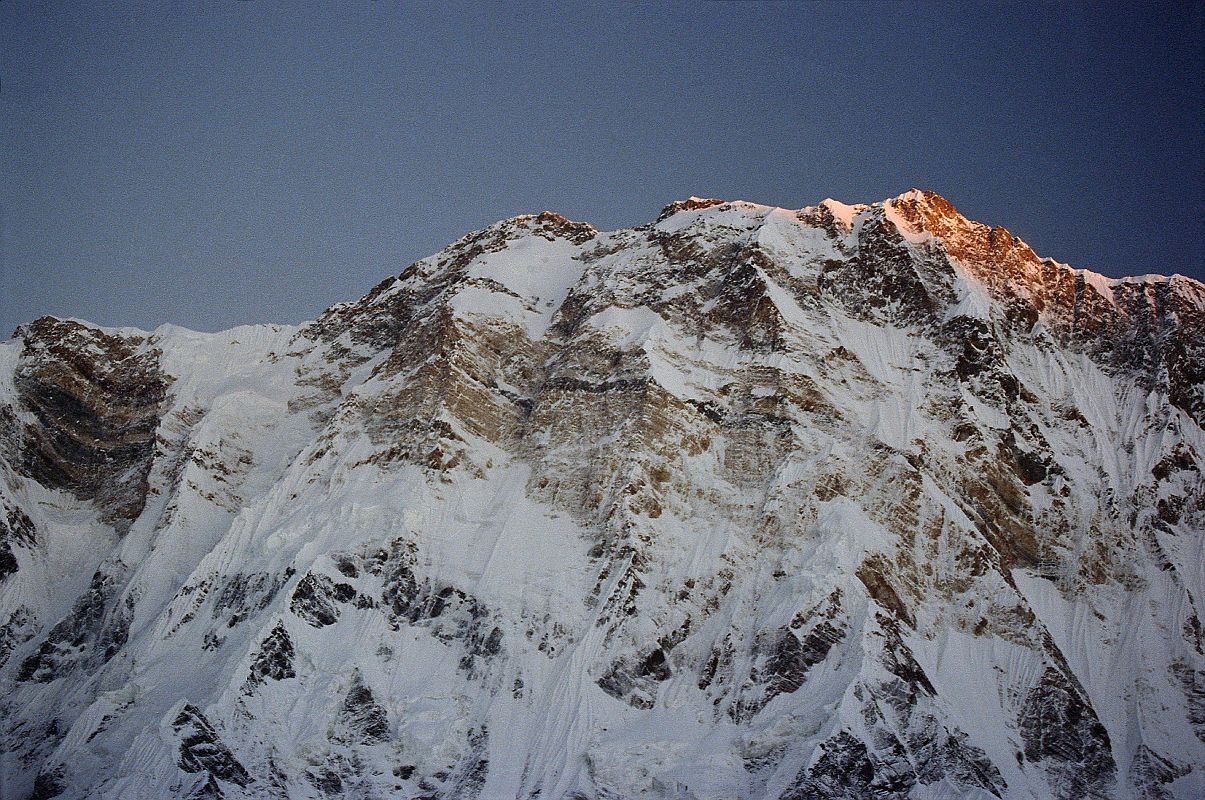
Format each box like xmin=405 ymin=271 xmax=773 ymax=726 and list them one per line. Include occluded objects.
xmin=2 ymin=1 xmax=1203 ymax=336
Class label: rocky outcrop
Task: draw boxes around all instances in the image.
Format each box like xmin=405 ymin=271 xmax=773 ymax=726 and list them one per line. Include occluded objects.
xmin=1019 ymin=668 xmax=1117 ymax=798
xmin=0 ymin=501 xmax=36 ymax=583
xmin=172 ymin=704 xmax=251 ymax=787
xmin=335 ymin=671 xmax=390 ymax=745
xmin=9 ymin=318 xmax=169 ymax=529
xmin=16 ymin=567 xmax=123 ymax=683
xmin=288 ymin=572 xmax=356 ymax=628
xmin=246 ymin=623 xmax=295 ymax=685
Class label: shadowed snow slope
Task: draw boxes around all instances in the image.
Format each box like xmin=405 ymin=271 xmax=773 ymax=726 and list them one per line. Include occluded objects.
xmin=1 ymin=193 xmax=1203 ymax=799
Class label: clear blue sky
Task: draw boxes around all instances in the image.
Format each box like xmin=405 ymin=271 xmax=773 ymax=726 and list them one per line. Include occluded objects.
xmin=3 ymin=1 xmax=1203 ymax=336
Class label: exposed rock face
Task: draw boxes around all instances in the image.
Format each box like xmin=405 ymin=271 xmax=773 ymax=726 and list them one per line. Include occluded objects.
xmin=16 ymin=567 xmax=124 ymax=684
xmin=0 ymin=191 xmax=1202 ymax=799
xmin=1019 ymin=667 xmax=1116 ymax=798
xmin=7 ymin=317 xmax=169 ymax=530
xmin=246 ymin=622 xmax=296 ymax=685
xmin=172 ymin=704 xmax=251 ymax=788
xmin=336 ymin=671 xmax=390 ymax=745
xmin=0 ymin=502 xmax=36 ymax=583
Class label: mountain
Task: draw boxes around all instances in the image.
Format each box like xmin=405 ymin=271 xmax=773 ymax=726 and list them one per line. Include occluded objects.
xmin=0 ymin=190 xmax=1202 ymax=800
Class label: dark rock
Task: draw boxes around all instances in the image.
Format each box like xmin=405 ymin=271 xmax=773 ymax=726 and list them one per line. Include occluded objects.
xmin=337 ymin=672 xmax=390 ymax=744
xmin=637 ymin=647 xmax=670 ymax=681
xmin=305 ymin=765 xmax=344 ymax=796
xmin=372 ymin=538 xmax=501 ymax=676
xmin=781 ymin=730 xmax=914 ymax=800
xmin=910 ymin=725 xmax=1006 ymax=795
xmin=184 ymin=775 xmax=226 ymax=799
xmin=857 ymin=558 xmax=915 ymax=628
xmin=732 ymin=615 xmax=846 ymax=722
xmin=597 ymin=645 xmax=676 ymax=710
xmin=0 ymin=605 xmax=37 ymax=669
xmin=29 ymin=766 xmax=66 ymax=799
xmin=998 ymin=431 xmax=1049 ymax=486
xmin=656 ymin=197 xmax=725 ymax=223
xmin=289 ymin=572 xmax=356 ymax=628
xmin=11 ymin=317 xmax=170 ymax=529
xmin=698 ymin=634 xmax=734 ymax=693
xmin=18 ymin=568 xmax=120 ymax=683
xmin=0 ymin=542 xmax=17 ymax=583
xmin=333 ymin=555 xmax=359 ymax=578
xmin=1018 ymin=667 xmax=1116 ymax=799
xmin=878 ymin=618 xmax=935 ymax=698
xmin=819 ymin=213 xmax=949 ymax=328
xmin=213 ymin=572 xmax=286 ymax=627
xmin=247 ymin=622 xmax=296 ymax=684
xmin=1130 ymin=745 xmax=1189 ymax=799
xmin=376 ymin=540 xmax=420 ymax=619
xmin=97 ymin=593 xmax=135 ymax=661
xmin=439 ymin=726 xmax=490 ymax=800
xmin=173 ymin=704 xmax=250 ymax=787
xmin=0 ymin=502 xmax=37 ymax=583
xmin=1170 ymin=659 xmax=1205 ymax=742
xmin=781 ymin=622 xmax=842 ymax=694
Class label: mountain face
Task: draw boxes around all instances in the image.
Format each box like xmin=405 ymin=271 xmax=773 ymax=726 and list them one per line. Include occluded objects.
xmin=1 ymin=190 xmax=1202 ymax=800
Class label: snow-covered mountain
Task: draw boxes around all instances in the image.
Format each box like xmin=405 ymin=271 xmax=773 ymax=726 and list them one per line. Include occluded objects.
xmin=1 ymin=190 xmax=1202 ymax=799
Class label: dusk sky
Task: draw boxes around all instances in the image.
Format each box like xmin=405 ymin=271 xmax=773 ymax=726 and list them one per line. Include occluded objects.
xmin=2 ymin=1 xmax=1203 ymax=336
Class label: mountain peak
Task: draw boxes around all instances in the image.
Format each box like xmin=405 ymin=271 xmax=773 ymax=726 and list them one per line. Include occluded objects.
xmin=885 ymin=188 xmax=963 ymax=229
xmin=656 ymin=196 xmax=726 ymax=222
xmin=485 ymin=210 xmax=598 ymax=244
xmin=3 ymin=188 xmax=1203 ymax=800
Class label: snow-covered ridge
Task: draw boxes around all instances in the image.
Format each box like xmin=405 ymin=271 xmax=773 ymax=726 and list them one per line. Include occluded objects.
xmin=15 ymin=190 xmax=1194 ymax=348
